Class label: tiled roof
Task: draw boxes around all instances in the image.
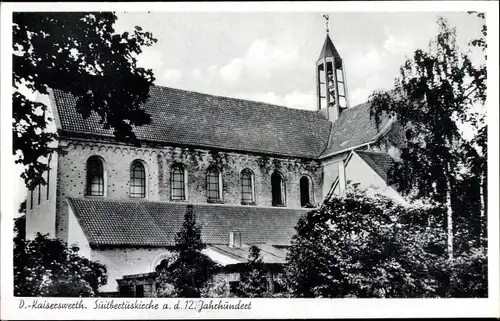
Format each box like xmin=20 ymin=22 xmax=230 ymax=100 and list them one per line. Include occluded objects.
xmin=52 ymin=86 xmax=333 ymax=158
xmin=207 ymin=244 xmax=288 ymax=264
xmin=355 ymin=150 xmax=394 ymax=183
xmin=321 ymin=102 xmax=393 ymax=157
xmin=318 ymin=35 xmax=342 ymax=61
xmin=67 ymin=198 xmax=309 ymax=247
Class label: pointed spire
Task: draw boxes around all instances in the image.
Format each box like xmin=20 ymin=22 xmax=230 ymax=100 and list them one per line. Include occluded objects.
xmin=318 ymin=34 xmax=342 ymax=61
xmin=318 ymin=14 xmax=342 ymax=61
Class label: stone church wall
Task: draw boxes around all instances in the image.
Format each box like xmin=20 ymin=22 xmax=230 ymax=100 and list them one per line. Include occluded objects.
xmin=54 ymin=137 xmax=323 ymax=241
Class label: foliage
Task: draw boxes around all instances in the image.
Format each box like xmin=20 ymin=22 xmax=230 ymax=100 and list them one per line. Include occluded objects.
xmin=13 ymin=12 xmax=157 ymax=189
xmin=369 ymin=17 xmax=487 ymax=256
xmin=201 ymin=274 xmax=232 ymax=298
xmin=155 ymin=281 xmax=177 ymax=298
xmin=286 ymin=189 xmax=451 ymax=298
xmin=285 ymin=189 xmax=487 ymax=298
xmin=156 ymin=205 xmax=219 ymax=297
xmin=14 ymin=230 xmax=107 ymax=297
xmin=447 ymin=246 xmax=487 ymax=297
xmin=237 ymin=246 xmax=270 ymax=298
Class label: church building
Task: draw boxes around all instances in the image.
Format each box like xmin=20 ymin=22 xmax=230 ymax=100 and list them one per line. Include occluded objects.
xmin=25 ymin=31 xmax=403 ymax=295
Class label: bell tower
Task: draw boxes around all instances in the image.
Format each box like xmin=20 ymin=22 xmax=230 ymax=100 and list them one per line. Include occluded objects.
xmin=316 ymin=15 xmax=349 ymax=123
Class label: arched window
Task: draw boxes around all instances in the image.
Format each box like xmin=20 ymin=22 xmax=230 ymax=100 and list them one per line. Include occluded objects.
xmin=171 ymin=164 xmax=186 ymax=201
xmin=37 ymin=184 xmax=41 ymax=205
xmin=86 ymin=156 xmax=105 ymax=196
xmin=29 ymin=188 xmax=33 ymax=210
xmin=271 ymin=171 xmax=285 ymax=206
xmin=241 ymin=169 xmax=255 ymax=205
xmin=207 ymin=166 xmax=222 ymax=202
xmin=130 ymin=160 xmax=146 ymax=198
xmin=300 ymin=176 xmax=313 ymax=207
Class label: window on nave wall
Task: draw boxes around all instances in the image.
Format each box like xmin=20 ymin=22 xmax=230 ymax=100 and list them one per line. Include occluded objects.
xmin=207 ymin=166 xmax=222 ymax=202
xmin=241 ymin=168 xmax=255 ymax=205
xmin=86 ymin=156 xmax=105 ymax=196
xmin=170 ymin=164 xmax=186 ymax=201
xmin=271 ymin=171 xmax=286 ymax=207
xmin=300 ymin=176 xmax=313 ymax=207
xmin=130 ymin=160 xmax=146 ymax=198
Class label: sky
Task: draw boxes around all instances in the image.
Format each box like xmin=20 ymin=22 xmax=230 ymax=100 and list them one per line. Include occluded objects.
xmin=113 ymin=11 xmax=484 ymax=109
xmin=10 ymin=11 xmax=486 ymax=207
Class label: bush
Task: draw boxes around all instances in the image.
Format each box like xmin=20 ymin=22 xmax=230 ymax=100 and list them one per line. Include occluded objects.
xmin=237 ymin=246 xmax=270 ymax=298
xmin=285 ymin=189 xmax=451 ymax=298
xmin=156 ymin=205 xmax=219 ymax=297
xmin=201 ymin=274 xmax=231 ymax=298
xmin=448 ymin=246 xmax=487 ymax=297
xmin=14 ymin=232 xmax=107 ymax=297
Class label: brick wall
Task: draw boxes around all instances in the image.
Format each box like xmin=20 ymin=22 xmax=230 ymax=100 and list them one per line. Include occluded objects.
xmin=54 ymin=137 xmax=323 ymax=241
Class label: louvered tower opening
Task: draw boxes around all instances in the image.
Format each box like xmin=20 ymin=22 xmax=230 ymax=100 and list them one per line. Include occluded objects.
xmin=316 ymin=34 xmax=349 ymax=123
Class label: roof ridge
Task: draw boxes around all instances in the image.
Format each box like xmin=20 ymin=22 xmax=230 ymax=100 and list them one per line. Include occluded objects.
xmin=152 ymin=85 xmax=321 ymax=116
xmin=54 ymin=84 xmax=333 ymax=158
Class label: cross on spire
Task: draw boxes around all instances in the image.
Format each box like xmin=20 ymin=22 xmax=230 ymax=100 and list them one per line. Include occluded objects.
xmin=323 ymin=14 xmax=329 ymax=34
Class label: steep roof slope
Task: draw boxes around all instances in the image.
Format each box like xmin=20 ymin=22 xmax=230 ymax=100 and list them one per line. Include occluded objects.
xmin=53 ymin=86 xmax=333 ymax=158
xmin=355 ymin=150 xmax=395 ymax=183
xmin=68 ymin=198 xmax=309 ymax=247
xmin=321 ymin=102 xmax=393 ymax=157
xmin=318 ymin=35 xmax=342 ymax=61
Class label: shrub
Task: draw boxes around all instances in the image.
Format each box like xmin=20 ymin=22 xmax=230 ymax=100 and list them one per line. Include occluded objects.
xmin=237 ymin=246 xmax=270 ymax=298
xmin=447 ymin=246 xmax=487 ymax=297
xmin=201 ymin=274 xmax=230 ymax=298
xmin=156 ymin=205 xmax=219 ymax=297
xmin=285 ymin=189 xmax=450 ymax=298
xmin=14 ymin=232 xmax=107 ymax=297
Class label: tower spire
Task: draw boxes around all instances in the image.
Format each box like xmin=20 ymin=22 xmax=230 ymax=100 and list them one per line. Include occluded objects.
xmin=316 ymin=15 xmax=350 ymax=123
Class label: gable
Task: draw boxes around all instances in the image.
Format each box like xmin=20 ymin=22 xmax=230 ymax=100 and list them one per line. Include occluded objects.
xmin=52 ymin=86 xmax=333 ymax=159
xmin=67 ymin=198 xmax=309 ymax=247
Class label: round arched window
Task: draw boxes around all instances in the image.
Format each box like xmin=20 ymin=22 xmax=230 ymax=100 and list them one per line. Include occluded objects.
xmin=130 ymin=160 xmax=146 ymax=198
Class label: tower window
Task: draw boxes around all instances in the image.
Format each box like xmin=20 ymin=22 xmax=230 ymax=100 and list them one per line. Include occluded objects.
xmin=46 ymin=165 xmax=50 ymax=200
xmin=207 ymin=167 xmax=222 ymax=202
xmin=29 ymin=188 xmax=33 ymax=210
xmin=241 ymin=169 xmax=255 ymax=205
xmin=300 ymin=176 xmax=313 ymax=207
xmin=130 ymin=160 xmax=146 ymax=198
xmin=86 ymin=156 xmax=105 ymax=196
xmin=37 ymin=184 xmax=41 ymax=206
xmin=271 ymin=171 xmax=285 ymax=207
xmin=171 ymin=164 xmax=186 ymax=201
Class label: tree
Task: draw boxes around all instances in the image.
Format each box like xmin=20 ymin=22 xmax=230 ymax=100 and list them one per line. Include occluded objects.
xmin=156 ymin=205 xmax=218 ymax=297
xmin=14 ymin=201 xmax=27 ymax=245
xmin=14 ymin=232 xmax=107 ymax=297
xmin=13 ymin=12 xmax=157 ymax=190
xmin=369 ymin=16 xmax=487 ymax=259
xmin=285 ymin=189 xmax=456 ymax=298
xmin=15 ymin=201 xmax=107 ymax=297
xmin=237 ymin=246 xmax=269 ymax=297
xmin=466 ymin=11 xmax=487 ymax=243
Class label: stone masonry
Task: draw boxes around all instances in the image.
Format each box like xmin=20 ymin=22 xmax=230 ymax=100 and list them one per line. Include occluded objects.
xmin=54 ymin=136 xmax=323 ymax=242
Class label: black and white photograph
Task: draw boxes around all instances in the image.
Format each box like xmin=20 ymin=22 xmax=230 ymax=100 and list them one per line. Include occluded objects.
xmin=1 ymin=1 xmax=499 ymax=319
